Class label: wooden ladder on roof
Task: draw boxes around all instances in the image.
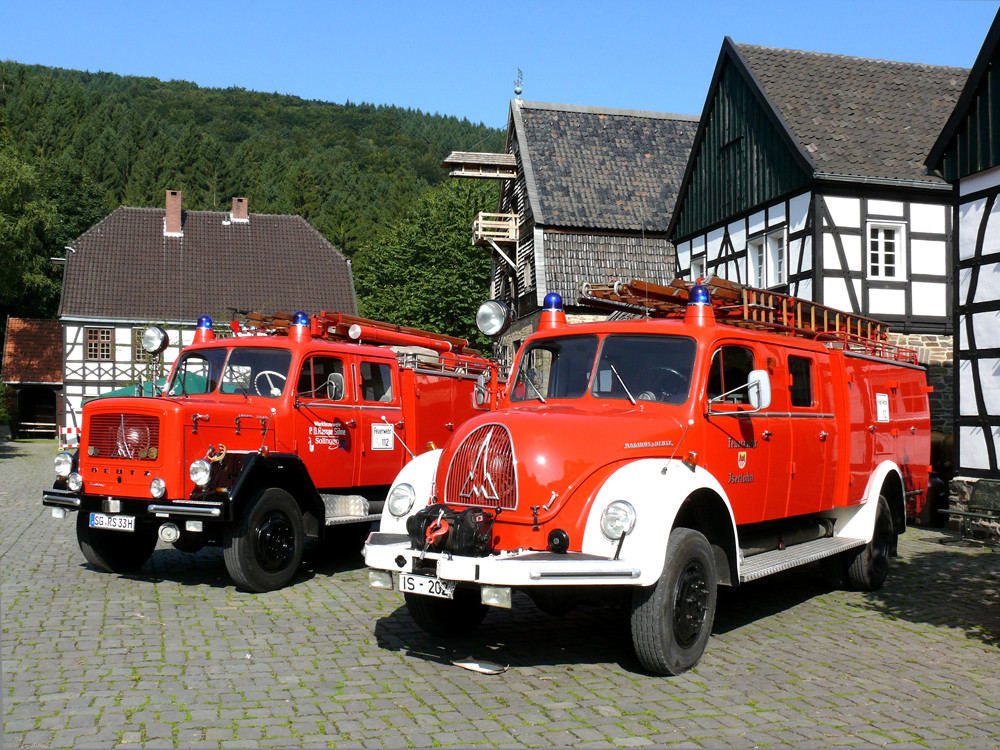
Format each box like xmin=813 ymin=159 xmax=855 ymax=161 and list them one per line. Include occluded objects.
xmin=579 ymin=276 xmax=917 ymax=364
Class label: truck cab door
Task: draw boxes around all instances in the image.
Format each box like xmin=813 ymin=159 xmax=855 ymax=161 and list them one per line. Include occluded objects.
xmin=783 ymin=353 xmax=837 ymax=516
xmin=703 ymin=343 xmax=773 ymax=525
xmin=356 ymin=358 xmax=406 ymax=488
xmin=293 ymin=354 xmax=357 ymax=490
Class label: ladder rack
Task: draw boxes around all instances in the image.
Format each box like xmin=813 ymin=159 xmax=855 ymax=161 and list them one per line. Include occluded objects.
xmin=235 ymin=311 xmax=478 ymax=356
xmin=579 ymin=277 xmax=918 ymax=365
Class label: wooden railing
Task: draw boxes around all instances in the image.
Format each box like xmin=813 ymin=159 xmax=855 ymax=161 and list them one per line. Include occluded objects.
xmin=473 ymin=213 xmax=518 ymax=246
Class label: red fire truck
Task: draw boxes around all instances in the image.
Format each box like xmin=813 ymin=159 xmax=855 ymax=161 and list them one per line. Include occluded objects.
xmin=43 ymin=311 xmax=496 ymax=592
xmin=364 ymin=277 xmax=931 ymax=675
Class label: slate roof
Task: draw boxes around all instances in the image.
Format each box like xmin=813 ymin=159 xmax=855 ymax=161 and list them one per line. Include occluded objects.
xmin=2 ymin=318 xmax=62 ymax=384
xmin=732 ymin=41 xmax=968 ymax=185
xmin=60 ymin=207 xmax=357 ymax=322
xmin=512 ymin=101 xmax=699 ymax=231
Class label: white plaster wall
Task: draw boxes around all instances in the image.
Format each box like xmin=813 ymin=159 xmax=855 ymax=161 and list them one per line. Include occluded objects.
xmin=768 ymin=202 xmax=785 ymax=227
xmin=676 ymin=240 xmax=691 ymax=271
xmin=910 ymin=203 xmax=946 ymax=235
xmin=959 ymin=163 xmax=1000 ymax=197
xmin=910 ymin=239 xmax=947 ymax=276
xmin=868 ymin=199 xmax=904 ymax=217
xmin=748 ymin=210 xmax=765 ymax=236
xmin=789 ymin=193 xmax=810 ymax=234
xmin=825 ymin=196 xmax=860 ymax=229
xmin=823 ymin=277 xmax=861 ymax=313
xmin=728 ymin=220 xmax=746 ymax=259
xmin=959 ymin=198 xmax=987 ymax=262
xmin=909 ymin=282 xmax=947 ymax=318
xmin=707 ymin=228 xmax=725 ymax=264
xmin=868 ymin=288 xmax=906 ymax=316
xmin=959 ymin=426 xmax=1000 ymax=471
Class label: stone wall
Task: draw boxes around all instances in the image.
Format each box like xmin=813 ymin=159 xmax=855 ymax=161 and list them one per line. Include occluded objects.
xmin=887 ymin=333 xmax=953 ymax=434
xmin=947 ymin=477 xmax=1000 ymax=541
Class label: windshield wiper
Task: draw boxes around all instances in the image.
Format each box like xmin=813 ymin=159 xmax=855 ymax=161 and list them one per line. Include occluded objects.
xmin=609 ymin=362 xmax=636 ymax=405
xmin=521 ymin=374 xmax=547 ymax=403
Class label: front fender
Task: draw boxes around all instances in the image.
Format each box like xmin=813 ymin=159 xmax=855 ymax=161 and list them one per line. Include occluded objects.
xmin=581 ymin=459 xmax=737 ymax=586
xmin=377 ymin=448 xmax=442 ymax=535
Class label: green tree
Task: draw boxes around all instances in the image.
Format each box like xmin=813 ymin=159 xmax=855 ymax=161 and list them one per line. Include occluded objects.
xmin=353 ymin=179 xmax=498 ymax=349
xmin=0 ymin=125 xmax=59 ymax=320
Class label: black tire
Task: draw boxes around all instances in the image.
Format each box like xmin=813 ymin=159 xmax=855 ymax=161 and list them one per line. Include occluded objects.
xmin=404 ymin=589 xmax=488 ymax=636
xmin=846 ymin=495 xmax=892 ymax=591
xmin=224 ymin=487 xmax=304 ymax=592
xmin=76 ymin=512 xmax=157 ymax=573
xmin=631 ymin=527 xmax=718 ymax=676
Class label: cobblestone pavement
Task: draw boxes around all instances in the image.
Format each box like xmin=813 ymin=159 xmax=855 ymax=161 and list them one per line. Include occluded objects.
xmin=3 ymin=439 xmax=1000 ymax=748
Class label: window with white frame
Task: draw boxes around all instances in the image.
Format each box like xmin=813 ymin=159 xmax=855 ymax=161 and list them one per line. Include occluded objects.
xmin=690 ymin=255 xmax=706 ymax=282
xmin=747 ymin=229 xmax=786 ymax=287
xmin=86 ymin=328 xmax=113 ymax=361
xmin=868 ymin=222 xmax=906 ymax=280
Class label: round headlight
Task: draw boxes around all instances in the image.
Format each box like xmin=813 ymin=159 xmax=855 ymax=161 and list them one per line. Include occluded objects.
xmin=600 ymin=500 xmax=637 ymax=540
xmin=189 ymin=459 xmax=211 ymax=487
xmin=54 ymin=452 xmax=74 ymax=477
xmin=67 ymin=473 xmax=83 ymax=492
xmin=387 ymin=483 xmax=416 ymax=517
xmin=476 ymin=300 xmax=513 ymax=338
xmin=141 ymin=326 xmax=169 ymax=355
xmin=150 ymin=478 xmax=166 ymax=499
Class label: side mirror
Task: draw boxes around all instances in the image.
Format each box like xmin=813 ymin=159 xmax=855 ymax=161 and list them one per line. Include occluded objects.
xmin=473 ymin=371 xmax=490 ymax=410
xmin=747 ymin=370 xmax=771 ymax=411
xmin=326 ymin=372 xmax=346 ymax=401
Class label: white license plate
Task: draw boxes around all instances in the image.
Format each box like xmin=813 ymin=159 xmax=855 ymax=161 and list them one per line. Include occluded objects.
xmin=398 ymin=573 xmax=455 ymax=599
xmin=89 ymin=513 xmax=135 ymax=532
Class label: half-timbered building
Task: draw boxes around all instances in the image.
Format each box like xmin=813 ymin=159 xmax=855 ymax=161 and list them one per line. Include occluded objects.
xmin=445 ymin=100 xmax=698 ymax=363
xmin=56 ymin=190 xmax=356 ymax=447
xmin=1 ymin=317 xmax=62 ymax=439
xmin=669 ymin=39 xmax=969 ymax=430
xmin=926 ymin=10 xmax=1000 ymax=478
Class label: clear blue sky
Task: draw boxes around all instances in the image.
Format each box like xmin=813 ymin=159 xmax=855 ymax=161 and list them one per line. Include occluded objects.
xmin=3 ymin=0 xmax=998 ymax=133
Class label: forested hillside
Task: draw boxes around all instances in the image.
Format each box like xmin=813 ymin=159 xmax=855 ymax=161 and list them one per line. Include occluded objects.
xmin=0 ymin=61 xmax=502 ymax=335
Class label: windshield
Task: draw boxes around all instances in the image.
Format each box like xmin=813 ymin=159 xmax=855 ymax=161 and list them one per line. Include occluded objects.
xmin=167 ymin=347 xmax=293 ymax=399
xmin=509 ymin=333 xmax=696 ymax=405
xmin=510 ymin=336 xmax=598 ymax=402
xmin=592 ymin=335 xmax=696 ymax=404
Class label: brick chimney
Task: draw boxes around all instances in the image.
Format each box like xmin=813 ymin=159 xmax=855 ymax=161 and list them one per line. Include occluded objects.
xmin=164 ymin=190 xmax=183 ymax=236
xmin=231 ymin=197 xmax=249 ymax=223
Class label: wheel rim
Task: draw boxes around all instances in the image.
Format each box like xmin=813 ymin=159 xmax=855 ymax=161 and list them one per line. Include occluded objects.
xmin=254 ymin=510 xmax=295 ymax=572
xmin=673 ymin=559 xmax=709 ymax=648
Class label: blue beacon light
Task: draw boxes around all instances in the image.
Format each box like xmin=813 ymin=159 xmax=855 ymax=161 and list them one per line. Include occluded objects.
xmin=688 ymin=283 xmax=711 ymax=306
xmin=197 ymin=314 xmax=213 ymax=329
xmin=543 ymin=292 xmax=563 ymax=310
xmin=293 ymin=311 xmax=309 ymax=327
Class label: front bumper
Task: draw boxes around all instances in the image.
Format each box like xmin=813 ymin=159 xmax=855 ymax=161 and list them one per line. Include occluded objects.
xmin=42 ymin=487 xmax=226 ymax=521
xmin=363 ymin=533 xmax=642 ymax=588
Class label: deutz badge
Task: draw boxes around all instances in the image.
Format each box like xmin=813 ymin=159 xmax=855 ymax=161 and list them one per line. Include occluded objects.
xmin=737 ymin=451 xmax=747 ymax=470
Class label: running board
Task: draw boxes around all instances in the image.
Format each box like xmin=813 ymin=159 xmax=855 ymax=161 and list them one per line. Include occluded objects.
xmin=322 ymin=494 xmax=379 ymax=526
xmin=739 ymin=536 xmax=867 ymax=583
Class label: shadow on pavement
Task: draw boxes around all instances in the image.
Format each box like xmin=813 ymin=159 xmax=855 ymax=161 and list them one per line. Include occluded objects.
xmin=0 ymin=441 xmax=32 ymax=460
xmin=860 ymin=536 xmax=1000 ymax=647
xmin=374 ymin=593 xmax=643 ymax=673
xmin=105 ymin=538 xmax=366 ymax=590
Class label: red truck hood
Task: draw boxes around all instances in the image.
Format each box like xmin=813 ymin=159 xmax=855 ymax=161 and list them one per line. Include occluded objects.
xmin=434 ymin=402 xmax=688 ymax=519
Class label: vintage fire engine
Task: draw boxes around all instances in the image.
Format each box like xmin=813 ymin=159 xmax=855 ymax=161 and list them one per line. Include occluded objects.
xmin=364 ymin=277 xmax=931 ymax=675
xmin=43 ymin=311 xmax=496 ymax=592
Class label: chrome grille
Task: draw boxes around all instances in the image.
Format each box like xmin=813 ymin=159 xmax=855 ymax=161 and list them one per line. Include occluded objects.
xmin=444 ymin=424 xmax=516 ymax=509
xmin=88 ymin=414 xmax=160 ymax=460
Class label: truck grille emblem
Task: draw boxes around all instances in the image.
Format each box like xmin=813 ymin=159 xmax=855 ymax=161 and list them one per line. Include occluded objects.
xmin=459 ymin=428 xmax=500 ymax=502
xmin=445 ymin=424 xmax=516 ymax=509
